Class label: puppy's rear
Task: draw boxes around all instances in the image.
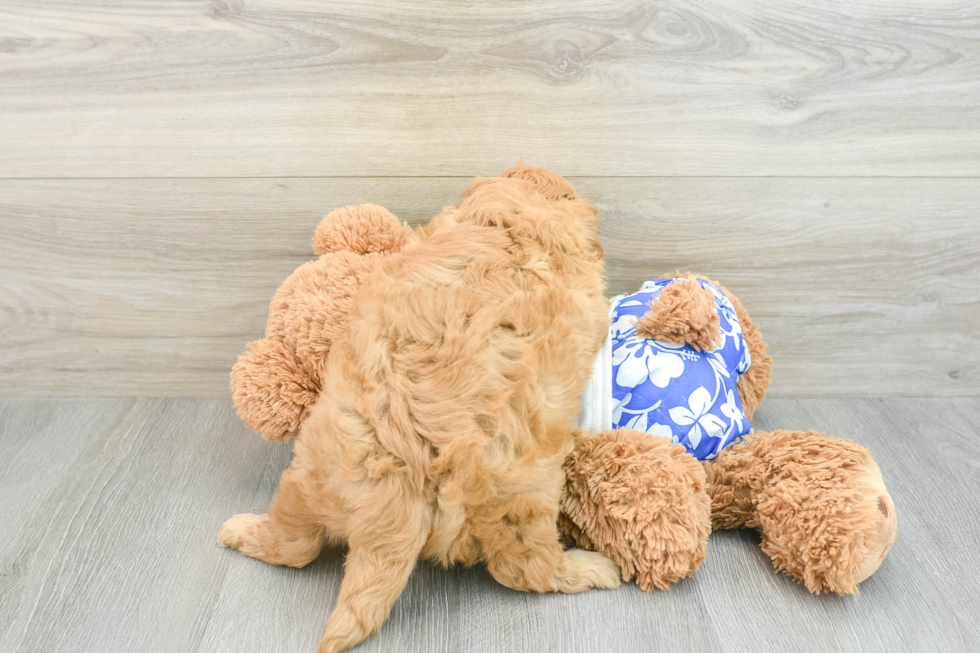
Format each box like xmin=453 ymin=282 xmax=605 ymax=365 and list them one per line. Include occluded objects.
xmin=219 ymin=166 xmax=618 ymax=653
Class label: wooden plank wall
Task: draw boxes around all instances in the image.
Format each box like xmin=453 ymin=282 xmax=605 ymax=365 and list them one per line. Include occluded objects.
xmin=1 ymin=0 xmax=978 ymax=397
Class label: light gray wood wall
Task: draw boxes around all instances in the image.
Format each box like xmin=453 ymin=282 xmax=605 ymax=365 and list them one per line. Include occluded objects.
xmin=3 ymin=0 xmax=979 ymax=177
xmin=1 ymin=1 xmax=978 ymax=397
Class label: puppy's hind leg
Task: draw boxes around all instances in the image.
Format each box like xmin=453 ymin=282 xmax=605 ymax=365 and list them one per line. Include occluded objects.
xmin=554 ymin=548 xmax=624 ymax=593
xmin=218 ymin=466 xmax=326 ymax=568
xmin=483 ymin=499 xmax=621 ymax=594
xmin=317 ymin=494 xmax=429 ymax=653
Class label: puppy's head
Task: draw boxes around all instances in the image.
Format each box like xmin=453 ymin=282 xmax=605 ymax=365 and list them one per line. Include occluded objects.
xmin=457 ymin=164 xmax=603 ymax=266
xmin=499 ymin=163 xmax=580 ymax=201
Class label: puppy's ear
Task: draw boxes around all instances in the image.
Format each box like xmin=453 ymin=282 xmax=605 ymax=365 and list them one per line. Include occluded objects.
xmin=635 ymin=276 xmax=720 ymax=352
xmin=313 ymin=204 xmax=408 ymax=256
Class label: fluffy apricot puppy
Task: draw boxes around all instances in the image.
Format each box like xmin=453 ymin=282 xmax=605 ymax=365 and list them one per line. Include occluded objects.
xmin=219 ymin=166 xmax=620 ymax=653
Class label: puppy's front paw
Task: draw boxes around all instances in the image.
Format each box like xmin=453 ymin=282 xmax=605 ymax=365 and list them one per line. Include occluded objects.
xmin=217 ymin=512 xmax=265 ymax=551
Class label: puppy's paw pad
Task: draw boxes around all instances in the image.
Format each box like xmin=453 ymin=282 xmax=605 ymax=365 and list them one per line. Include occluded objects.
xmin=217 ymin=513 xmax=264 ymax=550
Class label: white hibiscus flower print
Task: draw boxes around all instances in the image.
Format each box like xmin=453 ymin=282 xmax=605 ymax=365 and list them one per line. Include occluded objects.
xmin=610 ymin=315 xmax=638 ymax=339
xmin=719 ymin=389 xmax=743 ymax=432
xmin=707 ymin=352 xmax=730 ymax=378
xmin=737 ymin=346 xmax=752 ymax=375
xmin=626 ymin=412 xmax=647 ymax=432
xmin=612 ymin=392 xmax=632 ymax=424
xmin=646 ymin=422 xmax=674 ymax=441
xmin=607 ymin=277 xmax=754 ymax=460
xmin=646 ymin=350 xmax=685 ymax=387
xmin=613 ymin=337 xmax=684 ymax=389
xmin=668 ymin=386 xmax=727 ymax=449
xmin=641 ymin=279 xmax=671 ymax=291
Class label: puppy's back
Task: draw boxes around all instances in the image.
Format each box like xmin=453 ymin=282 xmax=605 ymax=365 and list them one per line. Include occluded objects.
xmin=312 ymin=170 xmax=606 ymax=523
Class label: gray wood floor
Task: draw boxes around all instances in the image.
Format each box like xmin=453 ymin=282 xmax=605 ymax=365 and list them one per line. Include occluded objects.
xmin=1 ymin=397 xmax=978 ymax=653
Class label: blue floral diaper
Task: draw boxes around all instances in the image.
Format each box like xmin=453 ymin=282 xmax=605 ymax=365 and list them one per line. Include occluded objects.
xmin=579 ymin=278 xmax=752 ymax=460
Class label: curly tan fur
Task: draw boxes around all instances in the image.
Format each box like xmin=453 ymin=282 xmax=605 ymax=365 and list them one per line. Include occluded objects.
xmin=228 ymin=175 xmax=896 ymax=611
xmin=635 ymin=275 xmax=720 ymax=351
xmin=220 ymin=167 xmax=620 ymax=653
xmin=230 ymin=205 xmax=407 ymax=441
xmin=704 ymin=429 xmax=897 ymax=594
xmin=561 ymin=429 xmax=710 ymax=591
xmin=501 ymin=162 xmax=582 ymax=201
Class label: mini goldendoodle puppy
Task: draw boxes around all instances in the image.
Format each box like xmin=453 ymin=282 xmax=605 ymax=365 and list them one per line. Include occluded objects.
xmin=218 ymin=166 xmax=620 ymax=653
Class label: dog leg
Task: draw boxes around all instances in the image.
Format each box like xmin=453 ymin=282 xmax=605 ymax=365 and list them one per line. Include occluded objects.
xmin=481 ymin=500 xmax=621 ymax=593
xmin=316 ymin=497 xmax=429 ymax=653
xmin=218 ymin=466 xmax=327 ymax=568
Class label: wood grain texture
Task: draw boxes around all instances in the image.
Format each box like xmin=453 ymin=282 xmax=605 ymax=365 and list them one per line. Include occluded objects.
xmin=1 ymin=176 xmax=977 ymax=397
xmin=1 ymin=0 xmax=979 ymax=177
xmin=1 ymin=398 xmax=977 ymax=652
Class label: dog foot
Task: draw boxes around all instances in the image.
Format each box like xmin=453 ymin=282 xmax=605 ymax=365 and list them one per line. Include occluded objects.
xmin=556 ymin=549 xmax=622 ymax=593
xmin=217 ymin=512 xmax=265 ymax=554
